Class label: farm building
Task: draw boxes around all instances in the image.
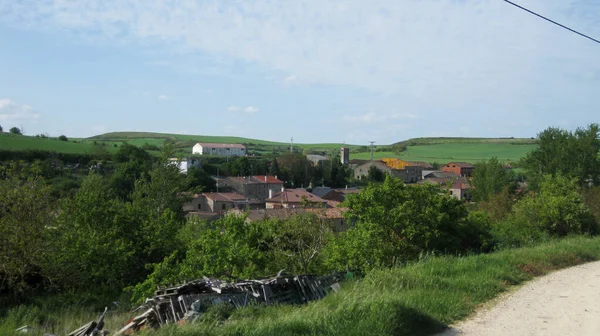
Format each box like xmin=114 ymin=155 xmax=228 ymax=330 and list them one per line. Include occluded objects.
xmin=442 ymin=162 xmax=475 ymax=177
xmin=192 ymin=143 xmax=246 ymax=156
xmin=353 ymin=160 xmax=423 ymax=184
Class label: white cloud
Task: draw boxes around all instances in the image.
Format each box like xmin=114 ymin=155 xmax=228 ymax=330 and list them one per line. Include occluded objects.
xmin=228 ymin=105 xmax=259 ymax=114
xmin=0 ymin=98 xmax=41 ymax=122
xmin=2 ymin=0 xmax=599 ymax=100
xmin=343 ymin=111 xmax=417 ymax=124
xmin=157 ymin=94 xmax=170 ymax=100
xmin=244 ymin=106 xmax=259 ymax=114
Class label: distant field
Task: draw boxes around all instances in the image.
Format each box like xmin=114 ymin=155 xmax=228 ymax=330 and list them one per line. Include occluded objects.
xmin=1 ymin=132 xmax=538 ymax=163
xmin=0 ymin=134 xmax=115 ymax=154
xmin=350 ymin=143 xmax=537 ymax=163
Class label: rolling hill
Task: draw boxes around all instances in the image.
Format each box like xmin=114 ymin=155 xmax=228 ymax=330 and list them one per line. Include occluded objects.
xmin=0 ymin=131 xmax=538 ymax=164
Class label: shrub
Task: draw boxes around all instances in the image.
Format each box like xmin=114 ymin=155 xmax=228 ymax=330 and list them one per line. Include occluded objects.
xmin=58 ymin=135 xmax=68 ymax=141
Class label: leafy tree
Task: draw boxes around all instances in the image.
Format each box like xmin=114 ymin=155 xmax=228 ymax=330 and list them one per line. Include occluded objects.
xmin=58 ymin=135 xmax=68 ymax=141
xmin=0 ymin=124 xmax=3 ymax=132
xmin=266 ymin=213 xmax=333 ymax=273
xmin=0 ymin=167 xmax=54 ymax=294
xmin=269 ymin=159 xmax=281 ymax=177
xmin=493 ymin=174 xmax=598 ymax=247
xmin=186 ymin=166 xmax=216 ymax=193
xmin=472 ymin=157 xmax=514 ymax=202
xmin=110 ymin=144 xmax=153 ymax=199
xmin=478 ymin=187 xmax=516 ymax=222
xmin=330 ymin=176 xmax=477 ymax=270
xmin=522 ymin=124 xmax=600 ymax=187
xmin=367 ymin=165 xmax=385 ymax=182
xmin=9 ymin=127 xmax=21 ymax=135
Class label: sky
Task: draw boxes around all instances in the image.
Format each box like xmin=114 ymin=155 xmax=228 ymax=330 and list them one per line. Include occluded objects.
xmin=0 ymin=0 xmax=599 ymax=145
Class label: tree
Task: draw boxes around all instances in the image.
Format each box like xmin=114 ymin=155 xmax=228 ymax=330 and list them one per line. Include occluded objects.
xmin=523 ymin=124 xmax=600 ymax=187
xmin=367 ymin=165 xmax=385 ymax=182
xmin=493 ymin=174 xmax=598 ymax=247
xmin=0 ymin=166 xmax=54 ymax=294
xmin=58 ymin=135 xmax=68 ymax=141
xmin=0 ymin=124 xmax=3 ymax=132
xmin=269 ymin=159 xmax=281 ymax=177
xmin=186 ymin=166 xmax=217 ymax=193
xmin=472 ymin=157 xmax=514 ymax=202
xmin=330 ymin=176 xmax=477 ymax=269
xmin=266 ymin=213 xmax=333 ymax=273
xmin=9 ymin=127 xmax=21 ymax=135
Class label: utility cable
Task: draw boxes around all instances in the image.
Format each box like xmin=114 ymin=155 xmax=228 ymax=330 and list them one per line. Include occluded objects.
xmin=502 ymin=0 xmax=600 ymax=45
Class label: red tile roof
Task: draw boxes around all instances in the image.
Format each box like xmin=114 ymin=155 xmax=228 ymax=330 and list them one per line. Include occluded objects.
xmin=252 ymin=175 xmax=284 ymax=184
xmin=267 ymin=188 xmax=327 ymax=204
xmin=445 ymin=162 xmax=474 ymax=168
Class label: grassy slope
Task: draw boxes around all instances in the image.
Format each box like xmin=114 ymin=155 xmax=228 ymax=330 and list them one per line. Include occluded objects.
xmin=156 ymin=236 xmax=600 ymax=336
xmin=350 ymin=143 xmax=537 ymax=163
xmin=1 ymin=132 xmax=537 ymax=163
xmin=2 ymin=237 xmax=598 ymax=335
xmin=89 ymin=132 xmax=363 ymax=149
xmin=0 ymin=134 xmax=112 ymax=154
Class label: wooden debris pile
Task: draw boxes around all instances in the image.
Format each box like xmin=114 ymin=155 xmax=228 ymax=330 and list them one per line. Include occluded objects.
xmin=115 ymin=272 xmax=340 ymax=335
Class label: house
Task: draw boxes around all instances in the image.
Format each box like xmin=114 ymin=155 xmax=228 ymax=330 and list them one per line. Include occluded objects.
xmin=406 ymin=161 xmax=433 ymax=169
xmin=348 ymin=159 xmax=369 ymax=170
xmin=449 ymin=182 xmax=472 ymax=201
xmin=419 ymin=175 xmax=472 ymax=201
xmin=168 ymin=157 xmax=201 ymax=174
xmin=183 ymin=192 xmax=265 ymax=214
xmin=266 ymin=188 xmax=328 ymax=209
xmin=192 ymin=143 xmax=246 ymax=156
xmin=228 ymin=207 xmax=349 ymax=232
xmin=442 ymin=162 xmax=475 ymax=177
xmin=353 ymin=160 xmax=422 ymax=184
xmin=219 ymin=175 xmax=284 ymax=199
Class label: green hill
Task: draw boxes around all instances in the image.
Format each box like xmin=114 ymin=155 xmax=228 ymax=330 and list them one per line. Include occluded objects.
xmin=0 ymin=132 xmax=538 ymax=164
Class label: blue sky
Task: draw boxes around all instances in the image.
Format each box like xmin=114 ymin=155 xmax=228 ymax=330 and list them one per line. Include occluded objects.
xmin=1 ymin=0 xmax=599 ymax=145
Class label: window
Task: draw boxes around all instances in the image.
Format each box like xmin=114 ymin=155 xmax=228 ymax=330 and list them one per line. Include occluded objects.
xmin=197 ymin=203 xmax=202 ymax=210
xmin=222 ymin=204 xmax=226 ymax=210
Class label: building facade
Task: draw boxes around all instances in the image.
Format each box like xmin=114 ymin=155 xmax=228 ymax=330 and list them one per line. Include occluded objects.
xmin=353 ymin=160 xmax=422 ymax=184
xmin=192 ymin=143 xmax=246 ymax=156
xmin=219 ymin=175 xmax=284 ymax=199
xmin=442 ymin=162 xmax=475 ymax=177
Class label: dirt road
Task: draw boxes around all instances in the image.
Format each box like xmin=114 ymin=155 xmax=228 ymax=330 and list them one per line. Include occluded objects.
xmin=438 ymin=260 xmax=600 ymax=336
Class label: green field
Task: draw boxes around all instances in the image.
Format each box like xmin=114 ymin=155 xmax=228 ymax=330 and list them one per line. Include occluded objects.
xmin=0 ymin=134 xmax=111 ymax=154
xmin=1 ymin=132 xmax=538 ymax=163
xmin=350 ymin=143 xmax=537 ymax=163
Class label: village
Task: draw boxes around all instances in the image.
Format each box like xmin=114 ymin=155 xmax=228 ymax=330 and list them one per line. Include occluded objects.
xmin=172 ymin=142 xmax=483 ymax=230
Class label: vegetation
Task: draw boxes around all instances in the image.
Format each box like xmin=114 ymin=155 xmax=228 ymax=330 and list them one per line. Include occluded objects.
xmin=1 ymin=124 xmax=599 ymax=336
xmin=522 ymin=124 xmax=600 ymax=187
xmin=148 ymin=236 xmax=600 ymax=336
xmin=9 ymin=127 xmax=21 ymax=135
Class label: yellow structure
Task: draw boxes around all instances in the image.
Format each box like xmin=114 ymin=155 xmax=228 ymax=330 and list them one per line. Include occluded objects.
xmin=381 ymin=158 xmax=414 ymax=170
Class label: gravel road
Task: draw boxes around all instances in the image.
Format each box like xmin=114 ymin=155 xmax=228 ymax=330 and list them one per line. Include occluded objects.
xmin=437 ymin=260 xmax=600 ymax=336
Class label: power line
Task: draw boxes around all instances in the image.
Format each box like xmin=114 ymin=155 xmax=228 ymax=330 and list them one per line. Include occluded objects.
xmin=502 ymin=0 xmax=600 ymax=45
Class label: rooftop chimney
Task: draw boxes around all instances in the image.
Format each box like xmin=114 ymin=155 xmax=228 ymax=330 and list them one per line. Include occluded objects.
xmin=265 ymin=175 xmax=267 ymax=182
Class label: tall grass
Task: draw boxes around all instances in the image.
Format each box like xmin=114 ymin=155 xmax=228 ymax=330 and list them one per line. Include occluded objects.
xmin=3 ymin=237 xmax=598 ymax=336
xmin=156 ymin=236 xmax=600 ymax=336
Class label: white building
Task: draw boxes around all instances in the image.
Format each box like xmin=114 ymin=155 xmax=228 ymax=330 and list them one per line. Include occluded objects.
xmin=192 ymin=143 xmax=246 ymax=156
xmin=169 ymin=157 xmax=202 ymax=174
